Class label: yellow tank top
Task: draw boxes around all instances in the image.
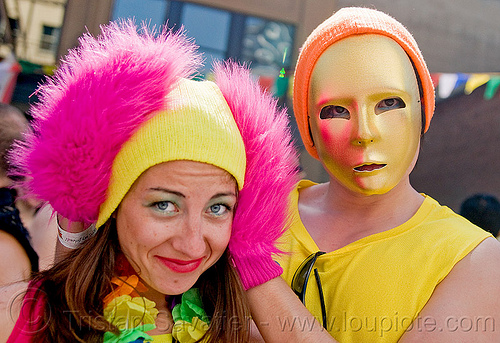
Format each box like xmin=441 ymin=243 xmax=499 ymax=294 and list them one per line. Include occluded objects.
xmin=277 ymin=180 xmax=491 ymax=342
xmin=149 ymin=333 xmax=172 ymax=342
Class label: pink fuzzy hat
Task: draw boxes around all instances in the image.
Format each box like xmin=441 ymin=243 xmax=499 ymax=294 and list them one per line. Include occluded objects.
xmin=11 ymin=20 xmax=201 ymax=224
xmin=11 ymin=21 xmax=299 ymax=289
xmin=214 ymin=62 xmax=299 ymax=289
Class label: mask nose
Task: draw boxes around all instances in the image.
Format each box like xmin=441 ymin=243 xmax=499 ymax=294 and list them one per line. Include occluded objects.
xmin=352 ymin=105 xmax=379 ymax=146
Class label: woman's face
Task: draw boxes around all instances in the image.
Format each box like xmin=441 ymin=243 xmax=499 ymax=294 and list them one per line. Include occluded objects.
xmin=308 ymin=34 xmax=422 ymax=195
xmin=116 ymin=160 xmax=237 ymax=295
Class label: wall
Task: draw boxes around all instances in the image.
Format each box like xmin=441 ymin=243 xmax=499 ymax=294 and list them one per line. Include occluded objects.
xmin=336 ymin=0 xmax=500 ymax=73
xmin=411 ymin=87 xmax=500 ymax=211
xmin=57 ymin=0 xmax=114 ymax=60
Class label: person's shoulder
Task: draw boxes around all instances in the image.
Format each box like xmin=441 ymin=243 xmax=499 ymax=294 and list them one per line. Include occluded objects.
xmin=0 ymin=281 xmax=29 ymax=342
xmin=451 ymin=237 xmax=500 ymax=282
xmin=0 ymin=231 xmax=31 ymax=285
xmin=400 ymin=237 xmax=500 ymax=342
xmin=466 ymin=236 xmax=500 ymax=266
xmin=0 ymin=280 xmax=28 ymax=313
xmin=442 ymin=237 xmax=500 ymax=324
xmin=297 ymin=180 xmax=326 ymax=203
xmin=422 ymin=196 xmax=491 ymax=234
xmin=452 ymin=236 xmax=500 ymax=291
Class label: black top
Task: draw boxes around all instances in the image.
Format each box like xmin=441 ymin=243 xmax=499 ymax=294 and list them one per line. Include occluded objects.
xmin=0 ymin=187 xmax=39 ymax=272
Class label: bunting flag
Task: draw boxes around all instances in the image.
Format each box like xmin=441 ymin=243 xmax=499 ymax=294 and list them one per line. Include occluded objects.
xmin=438 ymin=73 xmax=459 ymax=99
xmin=432 ymin=72 xmax=500 ymax=100
xmin=430 ymin=73 xmax=440 ymax=87
xmin=464 ymin=74 xmax=489 ymax=95
xmin=484 ymin=76 xmax=500 ymax=100
xmin=257 ymin=75 xmax=274 ymax=93
xmin=455 ymin=73 xmax=469 ymax=90
xmin=274 ymin=74 xmax=289 ymax=98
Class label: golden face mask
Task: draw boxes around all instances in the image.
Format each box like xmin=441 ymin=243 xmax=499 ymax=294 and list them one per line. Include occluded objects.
xmin=308 ymin=34 xmax=422 ymax=195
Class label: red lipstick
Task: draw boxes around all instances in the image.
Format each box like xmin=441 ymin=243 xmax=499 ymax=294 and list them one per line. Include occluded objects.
xmin=156 ymin=256 xmax=203 ymax=273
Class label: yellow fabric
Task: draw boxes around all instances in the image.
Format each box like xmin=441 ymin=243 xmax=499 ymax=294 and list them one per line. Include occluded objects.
xmin=103 ymin=295 xmax=158 ymax=328
xmin=98 ymin=79 xmax=246 ymax=227
xmin=172 ymin=317 xmax=209 ymax=342
xmin=149 ymin=333 xmax=173 ymax=342
xmin=277 ymin=180 xmax=491 ymax=343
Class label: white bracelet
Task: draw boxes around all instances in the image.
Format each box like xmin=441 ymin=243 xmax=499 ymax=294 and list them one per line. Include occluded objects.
xmin=57 ymin=219 xmax=97 ymax=249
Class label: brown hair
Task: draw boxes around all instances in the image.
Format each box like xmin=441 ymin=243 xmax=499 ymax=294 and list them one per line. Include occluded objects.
xmin=31 ymin=220 xmax=250 ymax=342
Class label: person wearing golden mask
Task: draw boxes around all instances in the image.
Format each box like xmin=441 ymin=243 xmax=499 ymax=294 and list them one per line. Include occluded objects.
xmin=248 ymin=7 xmax=500 ymax=343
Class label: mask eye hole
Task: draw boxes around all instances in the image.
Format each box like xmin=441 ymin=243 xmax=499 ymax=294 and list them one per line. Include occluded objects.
xmin=375 ymin=97 xmax=406 ymax=114
xmin=319 ymin=105 xmax=350 ymax=120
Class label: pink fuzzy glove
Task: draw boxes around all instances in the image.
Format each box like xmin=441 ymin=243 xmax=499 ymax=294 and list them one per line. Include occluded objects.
xmin=214 ymin=62 xmax=299 ymax=290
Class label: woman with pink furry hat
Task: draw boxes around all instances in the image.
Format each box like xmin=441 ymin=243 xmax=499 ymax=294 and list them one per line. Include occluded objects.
xmin=0 ymin=20 xmax=300 ymax=342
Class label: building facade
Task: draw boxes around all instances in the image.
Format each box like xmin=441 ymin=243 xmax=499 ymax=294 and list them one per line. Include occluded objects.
xmin=4 ymin=0 xmax=66 ymax=66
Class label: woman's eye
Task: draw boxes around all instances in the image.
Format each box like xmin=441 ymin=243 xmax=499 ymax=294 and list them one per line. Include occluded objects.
xmin=154 ymin=201 xmax=176 ymax=213
xmin=376 ymin=97 xmax=406 ymax=113
xmin=320 ymin=105 xmax=350 ymax=119
xmin=208 ymin=204 xmax=230 ymax=216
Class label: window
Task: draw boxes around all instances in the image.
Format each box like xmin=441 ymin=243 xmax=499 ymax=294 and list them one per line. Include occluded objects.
xmin=111 ymin=0 xmax=295 ymax=95
xmin=112 ymin=0 xmax=169 ymax=29
xmin=39 ymin=25 xmax=60 ymax=52
xmin=8 ymin=18 xmax=19 ymax=43
xmin=241 ymin=16 xmax=294 ymax=79
xmin=180 ymin=3 xmax=231 ymax=76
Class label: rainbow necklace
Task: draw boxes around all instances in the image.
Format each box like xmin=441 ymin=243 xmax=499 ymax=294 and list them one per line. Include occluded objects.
xmin=102 ymin=275 xmax=210 ymax=343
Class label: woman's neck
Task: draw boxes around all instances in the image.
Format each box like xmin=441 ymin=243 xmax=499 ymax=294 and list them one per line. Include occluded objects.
xmin=139 ymin=281 xmax=173 ymax=335
xmin=139 ymin=284 xmax=169 ymax=312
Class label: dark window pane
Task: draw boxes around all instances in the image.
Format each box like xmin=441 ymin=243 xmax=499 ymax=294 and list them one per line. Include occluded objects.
xmin=40 ymin=25 xmax=60 ymax=52
xmin=242 ymin=16 xmax=295 ymax=75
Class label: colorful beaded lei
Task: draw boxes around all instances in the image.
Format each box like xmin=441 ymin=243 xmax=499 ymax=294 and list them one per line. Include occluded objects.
xmin=102 ymin=275 xmax=210 ymax=343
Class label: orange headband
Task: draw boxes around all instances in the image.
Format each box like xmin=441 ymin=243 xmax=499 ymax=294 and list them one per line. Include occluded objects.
xmin=293 ymin=7 xmax=435 ymax=159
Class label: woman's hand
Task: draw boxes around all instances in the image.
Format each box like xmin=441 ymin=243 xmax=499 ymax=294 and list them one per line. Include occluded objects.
xmin=55 ymin=214 xmax=94 ymax=260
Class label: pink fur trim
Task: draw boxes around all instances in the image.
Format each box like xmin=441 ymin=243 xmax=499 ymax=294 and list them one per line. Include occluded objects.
xmin=11 ymin=20 xmax=201 ymax=223
xmin=214 ymin=62 xmax=300 ymax=289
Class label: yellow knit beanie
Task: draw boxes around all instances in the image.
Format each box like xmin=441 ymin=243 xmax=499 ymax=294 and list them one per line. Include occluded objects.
xmin=293 ymin=7 xmax=435 ymax=159
xmin=97 ymin=78 xmax=246 ymax=227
